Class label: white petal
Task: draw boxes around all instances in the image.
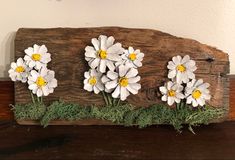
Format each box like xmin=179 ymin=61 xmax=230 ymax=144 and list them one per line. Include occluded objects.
xmin=49 ymin=79 xmax=57 ymax=88
xmin=128 ymin=76 xmax=140 ymax=83
xmin=11 ymin=62 xmax=17 ymax=69
xmin=172 ymin=56 xmax=181 ymax=65
xmin=33 ymin=44 xmax=40 ymax=53
xmin=161 ymin=95 xmax=167 ymax=101
xmin=106 ymin=36 xmax=115 ymax=48
xmin=112 ymin=85 xmax=121 ymax=98
xmin=119 ymin=65 xmax=129 ymax=77
xmin=167 ymin=81 xmax=174 ymax=90
xmin=84 ymin=84 xmax=93 ymax=92
xmin=91 ymin=38 xmax=100 ymax=51
xmin=28 ymin=84 xmax=37 ymax=90
xmin=24 ymin=47 xmax=33 ymax=56
xmin=128 ymin=46 xmax=134 ymax=53
xmin=195 ymin=79 xmax=204 ymax=87
xmin=167 ymin=97 xmax=175 ymax=106
xmin=99 ymin=59 xmax=106 ymax=73
xmin=187 ymin=71 xmax=195 ymax=79
xmin=107 ymin=43 xmax=122 ymax=54
xmin=105 ymin=80 xmax=118 ymax=89
xmin=120 ymin=87 xmax=128 ymax=101
xmin=128 ymin=83 xmax=141 ymax=90
xmin=192 ymin=99 xmax=198 ymax=107
xmin=133 ymin=60 xmax=142 ymax=67
xmin=94 ymin=86 xmax=100 ymax=94
xmin=126 ymin=68 xmax=138 ymax=78
xmin=29 ymin=61 xmax=36 ymax=68
xmin=37 ymin=89 xmax=43 ymax=97
xmin=96 ymin=82 xmax=104 ymax=91
xmin=168 ymin=70 xmax=176 ymax=79
xmin=197 ymin=98 xmax=205 ymax=106
xmin=16 ymin=58 xmax=24 ymax=66
xmin=101 ymin=75 xmax=110 ymax=83
xmin=84 ymin=71 xmax=90 ymax=79
xmin=85 ymin=50 xmax=96 ymax=58
xmin=137 ymin=52 xmax=144 ymax=59
xmin=42 ymin=86 xmax=50 ymax=96
xmin=182 ymin=55 xmax=190 ymax=64
xmin=107 ymin=53 xmax=122 ymax=61
xmin=89 ymin=58 xmax=100 ymax=69
xmin=107 ymin=71 xmax=118 ymax=80
xmin=186 ymin=96 xmax=193 ymax=104
xmin=106 ymin=61 xmax=115 ymax=71
xmin=39 ymin=45 xmax=48 ymax=54
xmin=99 ymin=35 xmax=108 ymax=50
xmin=127 ymin=85 xmax=138 ymax=94
xmin=159 ymin=86 xmax=167 ymax=94
xmin=41 ymin=53 xmax=51 ymax=63
xmin=167 ymin=61 xmax=176 ymax=70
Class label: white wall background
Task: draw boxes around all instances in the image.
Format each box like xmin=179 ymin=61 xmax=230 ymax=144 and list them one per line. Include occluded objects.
xmin=0 ymin=0 xmax=234 ymax=77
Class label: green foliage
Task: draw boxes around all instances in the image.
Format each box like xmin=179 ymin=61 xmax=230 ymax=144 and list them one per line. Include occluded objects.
xmin=12 ymin=102 xmax=46 ymax=120
xmin=12 ymin=101 xmax=226 ymax=133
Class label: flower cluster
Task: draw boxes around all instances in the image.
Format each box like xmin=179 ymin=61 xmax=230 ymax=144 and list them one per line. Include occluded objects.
xmin=83 ymin=35 xmax=144 ymax=101
xmin=9 ymin=44 xmax=57 ymax=97
xmin=159 ymin=55 xmax=211 ymax=107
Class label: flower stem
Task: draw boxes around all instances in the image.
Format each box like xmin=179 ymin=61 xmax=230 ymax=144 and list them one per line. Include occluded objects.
xmin=102 ymin=91 xmax=109 ymax=106
xmin=107 ymin=94 xmax=112 ymax=106
xmin=30 ymin=93 xmax=35 ymax=104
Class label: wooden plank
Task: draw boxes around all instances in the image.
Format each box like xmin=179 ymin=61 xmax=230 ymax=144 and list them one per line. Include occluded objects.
xmin=0 ymin=79 xmax=14 ymax=120
xmin=1 ymin=121 xmax=235 ymax=160
xmin=14 ymin=27 xmax=229 ymax=113
xmin=229 ymin=75 xmax=235 ymax=120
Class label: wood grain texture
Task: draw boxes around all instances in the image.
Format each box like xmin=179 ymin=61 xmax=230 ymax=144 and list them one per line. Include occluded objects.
xmin=1 ymin=121 xmax=235 ymax=160
xmin=13 ymin=27 xmax=230 ymax=123
xmin=0 ymin=79 xmax=14 ymax=120
xmin=229 ymin=75 xmax=235 ymax=120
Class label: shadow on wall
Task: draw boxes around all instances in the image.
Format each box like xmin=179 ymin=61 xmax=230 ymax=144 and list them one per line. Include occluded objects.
xmin=0 ymin=32 xmax=16 ymax=78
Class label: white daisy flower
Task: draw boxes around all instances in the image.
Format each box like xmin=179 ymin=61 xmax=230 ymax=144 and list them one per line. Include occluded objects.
xmin=24 ymin=44 xmax=51 ymax=70
xmin=115 ymin=46 xmax=144 ymax=68
xmin=185 ymin=79 xmax=211 ymax=107
xmin=167 ymin=55 xmax=197 ymax=84
xmin=85 ymin=35 xmax=123 ymax=73
xmin=102 ymin=65 xmax=141 ymax=101
xmin=8 ymin=58 xmax=30 ymax=83
xmin=83 ymin=69 xmax=104 ymax=94
xmin=28 ymin=67 xmax=57 ymax=97
xmin=159 ymin=81 xmax=184 ymax=106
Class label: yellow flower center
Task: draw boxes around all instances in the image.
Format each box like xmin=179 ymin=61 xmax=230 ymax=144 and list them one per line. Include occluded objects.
xmin=192 ymin=89 xmax=202 ymax=99
xmin=32 ymin=53 xmax=41 ymax=61
xmin=129 ymin=53 xmax=137 ymax=61
xmin=88 ymin=77 xmax=97 ymax=85
xmin=98 ymin=50 xmax=107 ymax=59
xmin=36 ymin=76 xmax=47 ymax=87
xmin=15 ymin=66 xmax=25 ymax=73
xmin=168 ymin=90 xmax=176 ymax=97
xmin=177 ymin=64 xmax=186 ymax=72
xmin=119 ymin=77 xmax=128 ymax=87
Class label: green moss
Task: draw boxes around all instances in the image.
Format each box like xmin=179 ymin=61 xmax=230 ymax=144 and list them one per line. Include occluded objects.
xmin=12 ymin=101 xmax=226 ymax=133
xmin=12 ymin=103 xmax=46 ymax=120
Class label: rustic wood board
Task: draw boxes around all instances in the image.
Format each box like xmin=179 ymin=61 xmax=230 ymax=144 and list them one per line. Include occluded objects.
xmin=14 ymin=27 xmax=230 ymax=124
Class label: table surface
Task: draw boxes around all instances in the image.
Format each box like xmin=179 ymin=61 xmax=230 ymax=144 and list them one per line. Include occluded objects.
xmin=0 ymin=76 xmax=235 ymax=160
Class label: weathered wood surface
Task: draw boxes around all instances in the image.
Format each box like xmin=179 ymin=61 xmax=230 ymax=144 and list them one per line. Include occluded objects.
xmin=14 ymin=27 xmax=230 ymax=121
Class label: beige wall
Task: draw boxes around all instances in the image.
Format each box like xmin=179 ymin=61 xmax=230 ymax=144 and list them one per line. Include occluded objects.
xmin=0 ymin=0 xmax=234 ymax=77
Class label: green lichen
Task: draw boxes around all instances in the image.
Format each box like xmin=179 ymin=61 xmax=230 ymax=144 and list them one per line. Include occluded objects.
xmin=12 ymin=101 xmax=226 ymax=133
